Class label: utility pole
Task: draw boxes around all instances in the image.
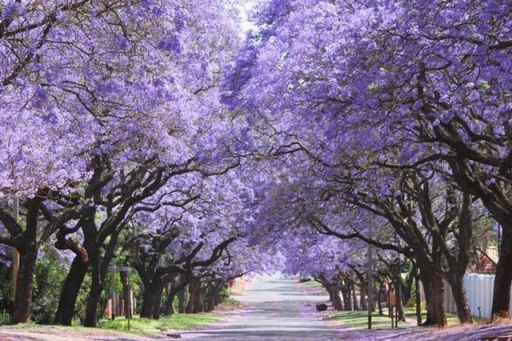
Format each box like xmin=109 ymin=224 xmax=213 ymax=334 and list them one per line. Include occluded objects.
xmin=496 ymin=220 xmax=501 ymax=254
xmin=367 ymin=224 xmax=373 ymax=329
xmin=12 ymin=198 xmax=19 ymax=299
xmin=108 ymin=265 xmax=133 ymax=328
xmin=397 ymin=253 xmax=403 ymax=324
xmin=111 ymin=265 xmax=116 ymax=320
xmin=415 ymin=264 xmax=422 ymax=325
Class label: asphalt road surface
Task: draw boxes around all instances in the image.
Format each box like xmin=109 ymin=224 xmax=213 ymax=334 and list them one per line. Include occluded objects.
xmin=181 ymin=274 xmax=350 ymax=340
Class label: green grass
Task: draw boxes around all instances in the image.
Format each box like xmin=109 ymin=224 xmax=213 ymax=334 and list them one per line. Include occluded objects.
xmin=326 ymin=307 xmax=483 ymax=330
xmin=0 ymin=314 xmax=222 ymax=338
xmin=99 ymin=313 xmax=222 ymax=336
xmin=326 ymin=310 xmax=411 ymax=329
xmin=1 ymin=322 xmax=78 ymax=330
xmin=403 ymin=308 xmax=425 ymax=323
xmin=0 ymin=311 xmax=10 ymax=326
xmin=446 ymin=314 xmax=461 ymax=326
xmin=302 ymin=280 xmax=322 ymax=287
xmin=222 ymin=297 xmax=242 ymax=307
xmin=403 ymin=308 xmax=486 ymax=326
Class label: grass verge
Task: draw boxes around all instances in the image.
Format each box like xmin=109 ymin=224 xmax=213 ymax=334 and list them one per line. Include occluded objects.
xmin=227 ymin=278 xmax=249 ymax=296
xmin=327 ymin=307 xmax=486 ymax=331
xmin=326 ymin=310 xmax=411 ymax=329
xmin=0 ymin=313 xmax=222 ymax=338
xmin=403 ymin=308 xmax=486 ymax=326
xmin=302 ymin=280 xmax=322 ymax=287
xmin=99 ymin=313 xmax=222 ymax=336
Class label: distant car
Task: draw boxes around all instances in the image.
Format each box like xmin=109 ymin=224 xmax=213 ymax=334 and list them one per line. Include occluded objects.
xmin=299 ymin=273 xmax=312 ymax=282
xmin=316 ymin=303 xmax=328 ymax=311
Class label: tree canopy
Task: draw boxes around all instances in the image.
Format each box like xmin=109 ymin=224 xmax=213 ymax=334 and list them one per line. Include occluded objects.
xmin=0 ymin=0 xmax=511 ymax=329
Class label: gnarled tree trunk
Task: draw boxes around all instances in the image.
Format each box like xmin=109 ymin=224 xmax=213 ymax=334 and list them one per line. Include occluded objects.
xmin=140 ymin=273 xmax=163 ymax=318
xmin=55 ymin=255 xmax=89 ymax=325
xmin=151 ymin=282 xmax=165 ymax=319
xmin=187 ymin=278 xmax=201 ymax=314
xmin=84 ymin=250 xmax=102 ymax=327
xmin=492 ymin=227 xmax=512 ymax=320
xmin=11 ymin=244 xmax=38 ymax=323
xmin=430 ymin=272 xmax=447 ymax=327
xmin=447 ymin=272 xmax=472 ymax=324
xmin=419 ymin=268 xmax=437 ymax=326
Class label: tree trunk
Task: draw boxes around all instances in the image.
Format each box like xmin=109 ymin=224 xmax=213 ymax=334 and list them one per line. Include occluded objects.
xmin=84 ymin=254 xmax=102 ymax=327
xmin=418 ymin=268 xmax=435 ymax=325
xmin=120 ymin=271 xmax=132 ymax=319
xmin=360 ymin=284 xmax=367 ymax=311
xmin=187 ymin=279 xmax=202 ymax=314
xmin=203 ymin=285 xmax=212 ymax=312
xmin=163 ymin=284 xmax=176 ymax=316
xmin=449 ymin=158 xmax=512 ymax=321
xmin=341 ymin=283 xmax=352 ymax=311
xmin=178 ymin=286 xmax=188 ymax=313
xmin=151 ymin=282 xmax=165 ymax=319
xmin=373 ymin=285 xmax=378 ymax=310
xmin=206 ymin=285 xmax=213 ymax=312
xmin=186 ymin=281 xmax=196 ymax=314
xmin=377 ymin=283 xmax=383 ymax=315
xmin=11 ymin=198 xmax=41 ymax=324
xmin=55 ymin=255 xmax=89 ymax=325
xmin=492 ymin=227 xmax=512 ymax=320
xmin=403 ymin=265 xmax=416 ymax=305
xmin=352 ymin=283 xmax=359 ymax=310
xmin=431 ymin=272 xmax=447 ymax=327
xmin=329 ymin=285 xmax=342 ymax=311
xmin=325 ymin=285 xmax=334 ymax=302
xmin=447 ymin=272 xmax=472 ymax=324
xmin=415 ymin=269 xmax=422 ymax=326
xmin=11 ymin=245 xmax=38 ymax=323
xmin=396 ymin=270 xmax=405 ymax=321
xmin=140 ymin=274 xmax=164 ymax=319
xmin=198 ymin=286 xmax=205 ymax=313
xmin=209 ymin=283 xmax=221 ymax=310
xmin=215 ymin=283 xmax=223 ymax=305
xmin=140 ymin=283 xmax=155 ymax=318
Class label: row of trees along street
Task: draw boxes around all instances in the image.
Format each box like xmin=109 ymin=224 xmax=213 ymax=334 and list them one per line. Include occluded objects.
xmin=0 ymin=0 xmax=511 ymax=331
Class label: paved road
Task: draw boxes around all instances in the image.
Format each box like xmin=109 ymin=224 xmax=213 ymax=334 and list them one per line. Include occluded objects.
xmin=181 ymin=274 xmax=349 ymax=340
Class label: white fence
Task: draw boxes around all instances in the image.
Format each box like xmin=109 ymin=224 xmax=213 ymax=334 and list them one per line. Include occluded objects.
xmin=444 ymin=273 xmax=512 ymax=319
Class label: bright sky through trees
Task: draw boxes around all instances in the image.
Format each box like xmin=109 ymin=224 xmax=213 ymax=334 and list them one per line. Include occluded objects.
xmin=236 ymin=0 xmax=258 ymax=35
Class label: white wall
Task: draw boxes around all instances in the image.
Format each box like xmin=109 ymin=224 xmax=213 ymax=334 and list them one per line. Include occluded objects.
xmin=443 ymin=273 xmax=512 ymax=319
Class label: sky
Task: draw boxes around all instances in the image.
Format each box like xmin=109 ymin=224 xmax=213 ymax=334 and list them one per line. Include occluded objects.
xmin=237 ymin=0 xmax=259 ymax=35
